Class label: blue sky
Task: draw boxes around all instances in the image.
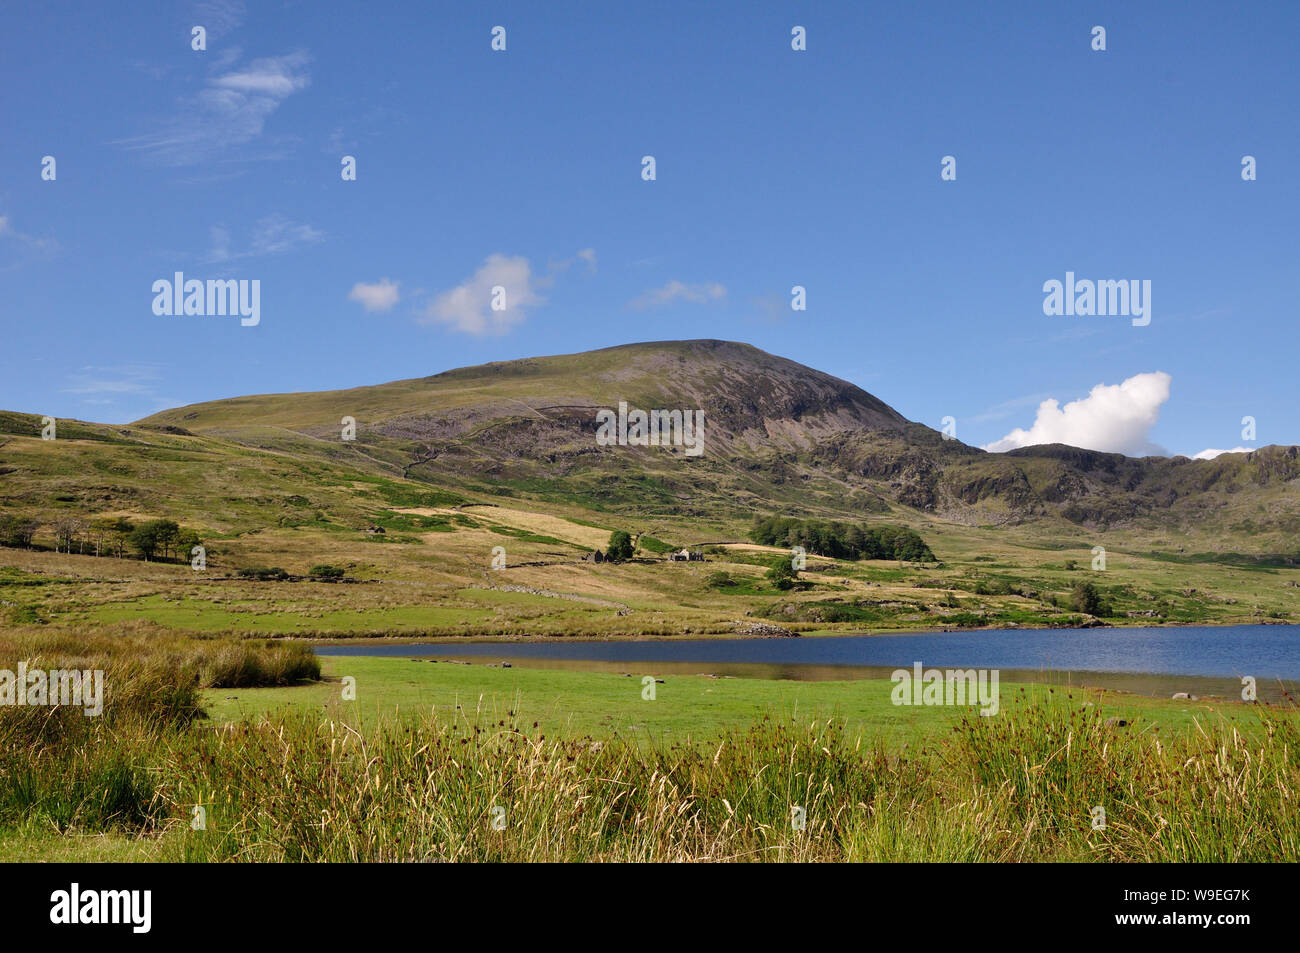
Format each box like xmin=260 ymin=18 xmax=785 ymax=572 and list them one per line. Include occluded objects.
xmin=1 ymin=0 xmax=1296 ymax=459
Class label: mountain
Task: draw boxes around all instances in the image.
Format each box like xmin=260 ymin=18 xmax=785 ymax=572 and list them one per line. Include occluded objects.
xmin=5 ymin=340 xmax=1300 ymax=556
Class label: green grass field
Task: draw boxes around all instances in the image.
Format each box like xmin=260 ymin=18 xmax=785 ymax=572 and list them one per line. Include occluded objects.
xmin=202 ymin=655 xmax=1258 ymax=746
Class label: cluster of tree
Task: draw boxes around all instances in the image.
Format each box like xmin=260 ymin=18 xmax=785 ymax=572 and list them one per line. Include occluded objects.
xmin=0 ymin=515 xmax=39 ymax=549
xmin=1069 ymin=581 xmax=1109 ymax=616
xmin=0 ymin=513 xmax=200 ymax=562
xmin=126 ymin=519 xmax=200 ymax=561
xmin=308 ymin=564 xmax=346 ymax=582
xmin=750 ymin=517 xmax=935 ymax=563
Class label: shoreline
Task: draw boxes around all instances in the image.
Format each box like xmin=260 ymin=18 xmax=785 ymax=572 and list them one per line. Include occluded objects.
xmin=299 ymin=617 xmax=1300 ymax=647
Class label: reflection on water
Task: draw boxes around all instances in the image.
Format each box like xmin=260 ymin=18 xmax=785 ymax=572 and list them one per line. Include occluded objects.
xmin=315 ymin=624 xmax=1300 ymax=701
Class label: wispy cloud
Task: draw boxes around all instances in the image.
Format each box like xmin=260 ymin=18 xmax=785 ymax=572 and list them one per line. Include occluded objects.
xmin=348 ymin=278 xmax=401 ymax=313
xmin=746 ymin=292 xmax=787 ymax=325
xmin=119 ymin=50 xmax=311 ymax=166
xmin=204 ymin=214 xmax=323 ymax=263
xmin=62 ymin=364 xmax=176 ymax=412
xmin=983 ymin=372 xmax=1172 ymax=456
xmin=0 ymin=214 xmax=59 ymax=258
xmin=192 ymin=0 xmax=246 ymax=40
xmin=547 ymin=248 xmax=596 ymax=274
xmin=629 ymin=280 xmax=726 ymax=311
xmin=247 ymin=214 xmax=323 ymax=255
xmin=969 ymin=392 xmax=1055 ymax=425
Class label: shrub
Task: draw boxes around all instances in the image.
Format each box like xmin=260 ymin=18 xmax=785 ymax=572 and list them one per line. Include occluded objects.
xmin=766 ymin=557 xmax=798 ymax=591
xmin=236 ymin=567 xmax=291 ymax=581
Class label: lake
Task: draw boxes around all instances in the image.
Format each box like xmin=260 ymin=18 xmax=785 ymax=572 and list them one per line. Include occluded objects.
xmin=315 ymin=624 xmax=1299 ymax=700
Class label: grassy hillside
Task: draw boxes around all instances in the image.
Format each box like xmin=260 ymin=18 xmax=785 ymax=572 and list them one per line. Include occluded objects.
xmin=2 ymin=340 xmax=1299 ymax=640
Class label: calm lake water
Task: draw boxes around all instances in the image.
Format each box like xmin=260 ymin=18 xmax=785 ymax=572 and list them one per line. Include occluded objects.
xmin=315 ymin=624 xmax=1300 ymax=699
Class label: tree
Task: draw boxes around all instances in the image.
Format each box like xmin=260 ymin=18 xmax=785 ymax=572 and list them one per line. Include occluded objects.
xmin=129 ymin=522 xmax=161 ymax=561
xmin=107 ymin=517 xmax=134 ymax=558
xmin=89 ymin=516 xmax=120 ymax=557
xmin=766 ymin=556 xmax=798 ymax=591
xmin=176 ymin=528 xmax=203 ymax=562
xmin=52 ymin=516 xmax=84 ymax=554
xmin=1070 ymin=581 xmax=1105 ymax=616
xmin=147 ymin=519 xmax=180 ymax=560
xmin=606 ymin=530 xmax=635 ymax=563
xmin=0 ymin=515 xmax=39 ymax=549
xmin=309 ymin=564 xmax=345 ymax=582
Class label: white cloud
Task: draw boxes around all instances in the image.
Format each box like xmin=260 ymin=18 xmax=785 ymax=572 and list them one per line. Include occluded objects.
xmin=348 ymin=278 xmax=401 ymax=313
xmin=1192 ymin=447 xmax=1253 ymax=460
xmin=983 ymin=372 xmax=1172 ymax=456
xmin=120 ymin=51 xmax=310 ymax=166
xmin=422 ymin=254 xmax=542 ymax=336
xmin=213 ymin=65 xmax=303 ymax=97
xmin=629 ymin=280 xmax=726 ymax=310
